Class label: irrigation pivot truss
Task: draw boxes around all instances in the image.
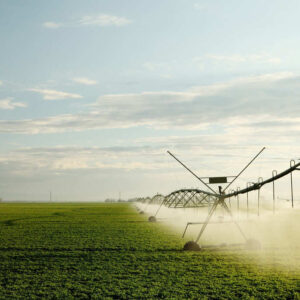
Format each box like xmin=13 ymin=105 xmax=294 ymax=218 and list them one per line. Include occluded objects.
xmin=137 ymin=148 xmax=300 ymax=251
xmin=164 ymin=189 xmax=217 ymax=208
xmin=136 ymin=189 xmax=216 ymax=219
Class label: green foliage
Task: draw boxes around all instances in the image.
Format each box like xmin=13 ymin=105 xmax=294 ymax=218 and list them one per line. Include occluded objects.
xmin=0 ymin=203 xmax=299 ymax=299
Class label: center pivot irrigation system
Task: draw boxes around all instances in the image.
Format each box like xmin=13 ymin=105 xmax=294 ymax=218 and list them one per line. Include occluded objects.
xmin=136 ymin=147 xmax=300 ymax=251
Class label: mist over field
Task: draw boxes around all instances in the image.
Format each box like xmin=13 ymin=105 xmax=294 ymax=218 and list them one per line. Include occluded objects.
xmin=138 ymin=198 xmax=300 ymax=270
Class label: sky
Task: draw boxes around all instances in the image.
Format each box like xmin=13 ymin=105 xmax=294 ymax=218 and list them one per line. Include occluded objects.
xmin=0 ymin=0 xmax=299 ymax=201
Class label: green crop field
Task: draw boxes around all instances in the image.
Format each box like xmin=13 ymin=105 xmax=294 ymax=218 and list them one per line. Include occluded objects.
xmin=0 ymin=203 xmax=299 ymax=299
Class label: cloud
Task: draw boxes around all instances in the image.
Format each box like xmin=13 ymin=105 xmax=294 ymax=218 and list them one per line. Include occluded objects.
xmin=1 ymin=143 xmax=298 ymax=201
xmin=1 ymin=72 xmax=299 ymax=134
xmin=1 ymin=72 xmax=299 ymax=199
xmin=194 ymin=3 xmax=206 ymax=10
xmin=79 ymin=14 xmax=132 ymax=26
xmin=72 ymin=77 xmax=98 ymax=85
xmin=28 ymin=88 xmax=82 ymax=100
xmin=43 ymin=22 xmax=62 ymax=29
xmin=143 ymin=62 xmax=169 ymax=71
xmin=134 ymin=132 xmax=300 ymax=187
xmin=0 ymin=146 xmax=164 ymax=176
xmin=0 ymin=138 xmax=298 ymax=194
xmin=43 ymin=14 xmax=132 ymax=29
xmin=0 ymin=80 xmax=3 ymax=85
xmin=142 ymin=61 xmax=174 ymax=79
xmin=195 ymin=53 xmax=281 ymax=65
xmin=0 ymin=98 xmax=27 ymax=110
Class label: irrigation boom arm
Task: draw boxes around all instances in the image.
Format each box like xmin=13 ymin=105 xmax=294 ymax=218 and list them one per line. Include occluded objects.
xmin=223 ymin=147 xmax=266 ymax=192
xmin=226 ymin=161 xmax=300 ymax=198
xmin=167 ymin=151 xmax=217 ymax=194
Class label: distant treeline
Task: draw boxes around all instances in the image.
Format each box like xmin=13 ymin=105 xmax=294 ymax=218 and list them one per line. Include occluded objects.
xmin=104 ymin=198 xmax=144 ymax=203
xmin=104 ymin=199 xmax=127 ymax=203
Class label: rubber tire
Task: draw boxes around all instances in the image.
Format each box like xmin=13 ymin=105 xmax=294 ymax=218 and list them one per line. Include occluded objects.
xmin=183 ymin=241 xmax=201 ymax=251
xmin=148 ymin=216 xmax=156 ymax=222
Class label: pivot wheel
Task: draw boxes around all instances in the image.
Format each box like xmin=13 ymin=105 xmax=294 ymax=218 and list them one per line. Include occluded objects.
xmin=148 ymin=216 xmax=156 ymax=222
xmin=183 ymin=241 xmax=201 ymax=251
